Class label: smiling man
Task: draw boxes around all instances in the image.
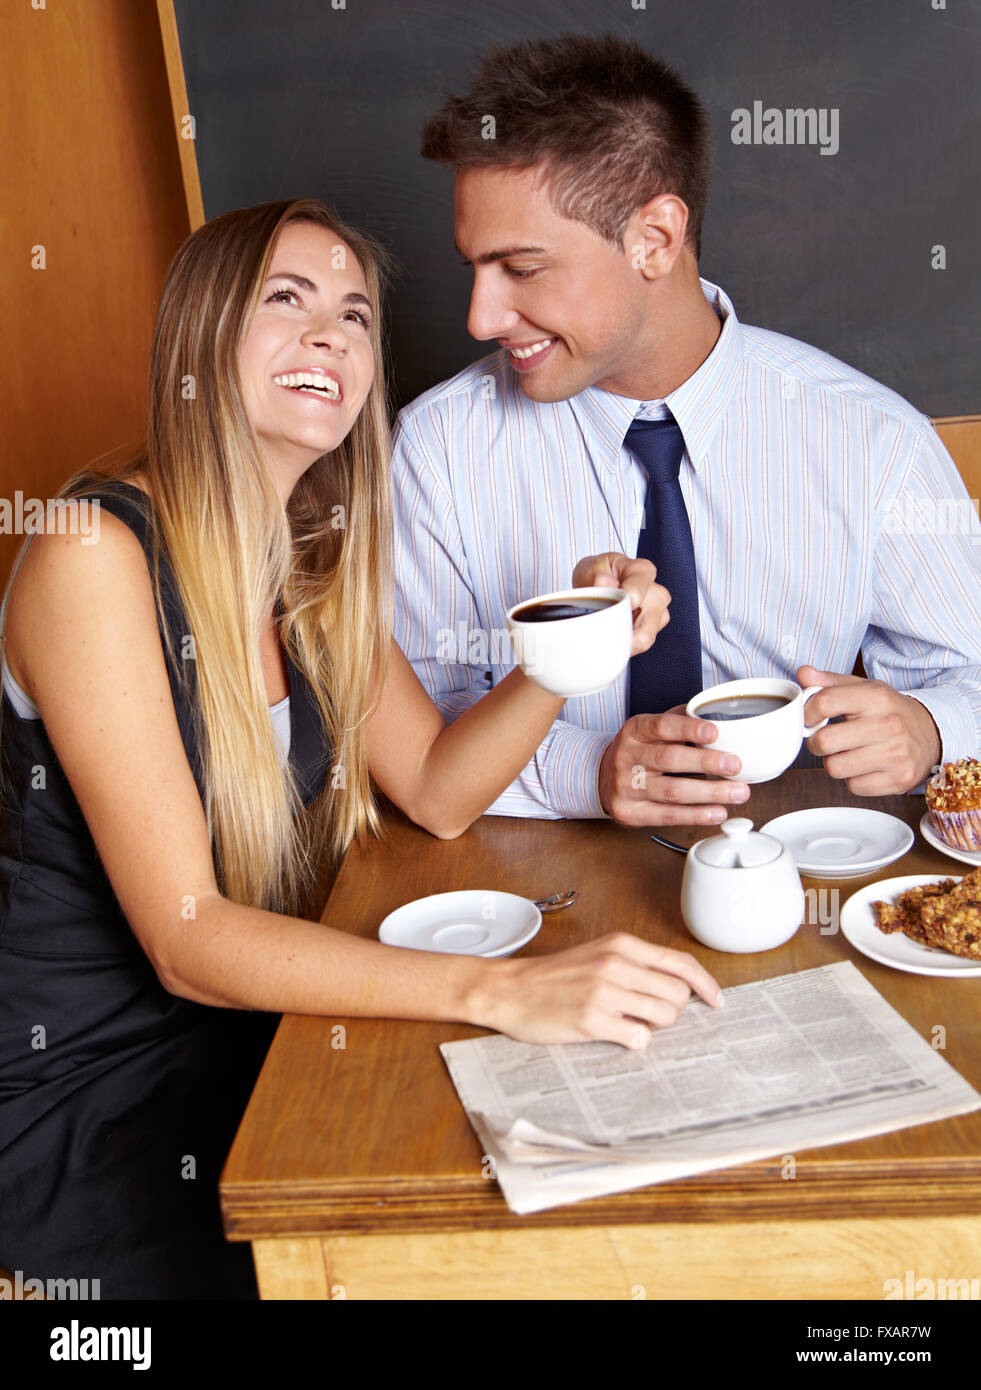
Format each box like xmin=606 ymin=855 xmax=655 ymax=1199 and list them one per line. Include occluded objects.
xmin=391 ymin=34 xmax=981 ymax=827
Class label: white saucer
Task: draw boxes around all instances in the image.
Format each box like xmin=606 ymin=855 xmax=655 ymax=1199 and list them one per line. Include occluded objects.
xmin=919 ymin=812 xmax=981 ymax=868
xmin=760 ymin=807 xmax=914 ymax=879
xmin=378 ymin=891 xmax=542 ymax=958
xmin=840 ymin=874 xmax=981 ymax=977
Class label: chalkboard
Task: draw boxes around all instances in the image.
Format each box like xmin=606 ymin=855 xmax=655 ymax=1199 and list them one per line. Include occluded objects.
xmin=173 ymin=0 xmax=980 ymax=417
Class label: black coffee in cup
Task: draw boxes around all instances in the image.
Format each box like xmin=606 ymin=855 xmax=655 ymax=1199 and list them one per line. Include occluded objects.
xmin=693 ymin=694 xmax=792 ymax=721
xmin=513 ymin=596 xmax=621 ymax=623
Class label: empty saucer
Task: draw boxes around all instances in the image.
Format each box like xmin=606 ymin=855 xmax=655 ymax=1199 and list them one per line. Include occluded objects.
xmin=760 ymin=807 xmax=914 ymax=879
xmin=378 ymin=891 xmax=542 ymax=958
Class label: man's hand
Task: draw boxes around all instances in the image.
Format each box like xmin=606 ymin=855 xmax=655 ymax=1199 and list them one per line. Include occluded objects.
xmin=575 ymin=555 xmax=747 ymax=826
xmin=572 ymin=552 xmax=670 ymax=656
xmin=598 ymin=711 xmax=751 ymax=827
xmin=798 ymin=665 xmax=941 ymax=794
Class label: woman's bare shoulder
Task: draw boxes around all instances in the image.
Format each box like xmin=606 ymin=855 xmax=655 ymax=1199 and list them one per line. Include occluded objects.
xmin=5 ymin=506 xmax=154 ymax=703
xmin=5 ymin=484 xmax=222 ymax=971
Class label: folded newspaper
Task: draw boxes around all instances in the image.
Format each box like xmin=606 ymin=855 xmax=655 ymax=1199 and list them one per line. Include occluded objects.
xmin=440 ymin=961 xmax=981 ymax=1214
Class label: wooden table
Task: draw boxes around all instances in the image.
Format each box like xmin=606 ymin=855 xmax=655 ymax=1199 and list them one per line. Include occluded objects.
xmin=220 ymin=771 xmax=981 ymax=1299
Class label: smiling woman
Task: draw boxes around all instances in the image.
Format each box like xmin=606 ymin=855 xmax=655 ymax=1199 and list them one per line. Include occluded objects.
xmin=239 ymin=229 xmax=378 ymax=495
xmin=0 ymin=196 xmax=715 ymax=1300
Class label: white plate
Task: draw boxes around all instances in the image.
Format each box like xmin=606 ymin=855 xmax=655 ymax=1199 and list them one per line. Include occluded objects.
xmin=919 ymin=812 xmax=981 ymax=868
xmin=840 ymin=874 xmax=981 ymax=977
xmin=378 ymin=890 xmax=542 ymax=958
xmin=760 ymin=807 xmax=914 ymax=878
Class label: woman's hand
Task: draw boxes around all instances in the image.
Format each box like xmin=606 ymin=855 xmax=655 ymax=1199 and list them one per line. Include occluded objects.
xmin=572 ymin=552 xmax=670 ymax=656
xmin=471 ymin=933 xmax=723 ymax=1048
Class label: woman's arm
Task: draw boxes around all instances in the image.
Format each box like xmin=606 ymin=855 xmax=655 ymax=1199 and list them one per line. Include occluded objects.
xmin=7 ymin=523 xmax=716 ymax=1044
xmin=366 ymin=649 xmax=564 ymax=839
xmin=367 ymin=554 xmax=670 ymax=838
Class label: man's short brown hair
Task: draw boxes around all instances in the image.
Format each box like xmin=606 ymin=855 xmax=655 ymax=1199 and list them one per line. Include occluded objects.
xmin=421 ymin=34 xmax=712 ymax=259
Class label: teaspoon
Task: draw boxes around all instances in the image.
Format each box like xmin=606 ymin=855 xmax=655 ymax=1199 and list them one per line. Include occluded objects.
xmin=533 ymin=889 xmax=579 ymax=912
xmin=649 ymin=832 xmax=689 ymax=855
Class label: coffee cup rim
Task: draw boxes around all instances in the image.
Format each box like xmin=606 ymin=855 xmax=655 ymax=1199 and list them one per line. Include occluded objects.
xmin=687 ymin=678 xmax=802 ymax=722
xmin=507 ymin=587 xmax=629 ymax=624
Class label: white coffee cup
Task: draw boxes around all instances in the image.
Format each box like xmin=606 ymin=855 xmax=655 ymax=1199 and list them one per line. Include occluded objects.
xmin=506 ymin=587 xmax=632 ymax=698
xmin=685 ymin=677 xmax=830 ymax=783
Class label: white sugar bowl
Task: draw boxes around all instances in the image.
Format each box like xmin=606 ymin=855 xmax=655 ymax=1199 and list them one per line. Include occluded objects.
xmin=680 ymin=818 xmax=804 ymax=953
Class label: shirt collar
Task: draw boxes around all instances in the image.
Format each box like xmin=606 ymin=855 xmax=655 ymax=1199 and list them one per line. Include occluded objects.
xmin=570 ymin=279 xmax=743 ymax=473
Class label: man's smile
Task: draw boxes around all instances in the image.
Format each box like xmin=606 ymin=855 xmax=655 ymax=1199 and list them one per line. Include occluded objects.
xmin=500 ymin=337 xmax=557 ymax=372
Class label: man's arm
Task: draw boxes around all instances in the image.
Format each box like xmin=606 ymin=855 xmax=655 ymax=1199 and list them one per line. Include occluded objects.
xmin=801 ymin=422 xmax=981 ymax=792
xmin=865 ymin=423 xmax=981 ymax=761
xmin=390 ymin=411 xmax=611 ymax=818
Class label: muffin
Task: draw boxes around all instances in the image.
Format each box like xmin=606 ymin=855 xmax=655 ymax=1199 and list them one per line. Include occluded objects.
xmin=926 ymin=758 xmax=981 ymax=852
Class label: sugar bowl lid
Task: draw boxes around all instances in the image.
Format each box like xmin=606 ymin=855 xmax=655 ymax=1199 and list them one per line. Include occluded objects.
xmin=692 ymin=818 xmax=783 ymax=868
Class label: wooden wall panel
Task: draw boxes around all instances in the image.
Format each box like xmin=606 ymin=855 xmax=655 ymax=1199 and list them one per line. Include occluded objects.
xmin=0 ymin=0 xmax=193 ymax=588
xmin=934 ymin=416 xmax=981 ymax=505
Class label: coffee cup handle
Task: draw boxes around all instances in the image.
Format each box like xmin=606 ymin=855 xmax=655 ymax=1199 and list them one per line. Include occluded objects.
xmin=800 ymin=685 xmax=830 ymax=738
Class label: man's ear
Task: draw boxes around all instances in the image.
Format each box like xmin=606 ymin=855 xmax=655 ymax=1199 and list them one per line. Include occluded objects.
xmin=624 ymin=194 xmax=690 ymax=280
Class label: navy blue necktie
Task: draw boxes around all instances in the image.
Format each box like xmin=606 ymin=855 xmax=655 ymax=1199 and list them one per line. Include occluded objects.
xmin=626 ymin=416 xmax=703 ymax=716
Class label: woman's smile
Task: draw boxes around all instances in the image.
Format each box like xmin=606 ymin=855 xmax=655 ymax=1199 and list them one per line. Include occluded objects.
xmin=271 ymin=367 xmax=345 ymax=402
xmin=239 ymin=221 xmax=375 ymax=492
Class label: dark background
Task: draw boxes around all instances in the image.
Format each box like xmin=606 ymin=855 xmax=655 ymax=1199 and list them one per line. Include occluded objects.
xmin=173 ymin=0 xmax=980 ymax=416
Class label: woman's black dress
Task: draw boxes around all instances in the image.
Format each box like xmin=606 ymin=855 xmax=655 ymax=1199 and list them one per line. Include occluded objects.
xmin=0 ymin=481 xmax=331 ymax=1298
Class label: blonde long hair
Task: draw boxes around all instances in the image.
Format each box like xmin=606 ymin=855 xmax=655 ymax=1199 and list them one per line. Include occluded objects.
xmin=62 ymin=199 xmax=394 ymax=913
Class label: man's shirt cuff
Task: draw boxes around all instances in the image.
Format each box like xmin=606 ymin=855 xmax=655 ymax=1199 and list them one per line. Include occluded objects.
xmin=906 ymin=687 xmax=978 ymax=773
xmin=539 ymin=722 xmax=613 ymax=819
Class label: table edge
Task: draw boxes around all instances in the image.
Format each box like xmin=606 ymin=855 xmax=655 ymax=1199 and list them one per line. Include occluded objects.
xmin=220 ymin=1162 xmax=981 ymax=1241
